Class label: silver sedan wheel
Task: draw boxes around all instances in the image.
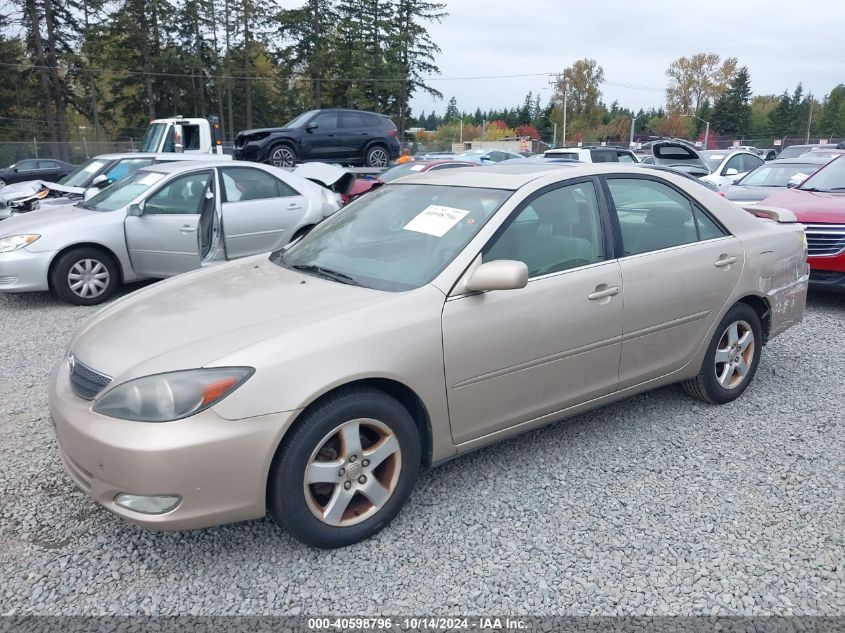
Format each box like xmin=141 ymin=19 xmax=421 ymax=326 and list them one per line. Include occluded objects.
xmin=270 ymin=146 xmax=296 ymax=168
xmin=67 ymin=259 xmax=110 ymax=299
xmin=303 ymin=417 xmax=402 ymax=527
xmin=714 ymin=319 xmax=755 ymax=390
xmin=367 ymin=148 xmax=389 ymax=168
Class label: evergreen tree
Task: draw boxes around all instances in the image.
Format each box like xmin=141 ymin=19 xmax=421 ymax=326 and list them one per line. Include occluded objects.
xmin=711 ymin=66 xmax=752 ymax=136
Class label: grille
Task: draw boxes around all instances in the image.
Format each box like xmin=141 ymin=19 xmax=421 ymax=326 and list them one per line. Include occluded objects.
xmin=803 ymin=223 xmax=845 ymax=257
xmin=68 ymin=355 xmax=112 ymax=400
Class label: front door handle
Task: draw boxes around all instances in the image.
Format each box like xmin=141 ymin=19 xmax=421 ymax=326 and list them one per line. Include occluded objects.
xmin=179 ymin=225 xmax=196 ymax=234
xmin=715 ymin=255 xmax=738 ymax=268
xmin=287 ymin=203 xmax=303 ymax=210
xmin=587 ymin=285 xmax=620 ymax=301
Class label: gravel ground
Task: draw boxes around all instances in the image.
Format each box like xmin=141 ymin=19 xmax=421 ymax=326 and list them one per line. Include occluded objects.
xmin=0 ymin=287 xmax=843 ymax=617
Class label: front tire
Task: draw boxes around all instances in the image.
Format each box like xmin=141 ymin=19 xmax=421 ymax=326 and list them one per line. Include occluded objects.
xmin=682 ymin=302 xmax=762 ymax=404
xmin=269 ymin=144 xmax=297 ymax=168
xmin=50 ymin=247 xmax=119 ymax=306
xmin=365 ymin=145 xmax=389 ymax=168
xmin=267 ymin=387 xmax=420 ymax=548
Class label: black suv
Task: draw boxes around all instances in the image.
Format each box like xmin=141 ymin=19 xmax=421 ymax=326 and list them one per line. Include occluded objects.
xmin=234 ymin=109 xmax=401 ymax=168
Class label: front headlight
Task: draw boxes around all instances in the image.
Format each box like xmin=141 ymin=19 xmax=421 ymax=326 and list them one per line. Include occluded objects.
xmin=0 ymin=234 xmax=40 ymax=253
xmin=92 ymin=367 xmax=254 ymax=422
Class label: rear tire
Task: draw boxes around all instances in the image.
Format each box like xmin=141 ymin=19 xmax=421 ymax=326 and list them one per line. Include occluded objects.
xmin=50 ymin=247 xmax=119 ymax=306
xmin=267 ymin=387 xmax=420 ymax=548
xmin=365 ymin=145 xmax=389 ymax=168
xmin=682 ymin=302 xmax=762 ymax=404
xmin=269 ymin=144 xmax=297 ymax=168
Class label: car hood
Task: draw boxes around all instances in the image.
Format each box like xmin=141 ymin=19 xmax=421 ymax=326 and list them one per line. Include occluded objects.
xmin=0 ymin=180 xmax=83 ymax=203
xmin=759 ymin=188 xmax=845 ymax=223
xmin=68 ymin=256 xmax=393 ymax=383
xmin=725 ymin=185 xmax=784 ymax=203
xmin=239 ymin=127 xmax=294 ymax=137
xmin=0 ymin=203 xmax=97 ymax=237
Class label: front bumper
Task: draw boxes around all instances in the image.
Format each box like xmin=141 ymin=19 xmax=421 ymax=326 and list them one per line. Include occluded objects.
xmin=232 ymin=143 xmax=264 ymax=162
xmin=0 ymin=247 xmax=53 ymax=292
xmin=808 ymin=252 xmax=845 ymax=293
xmin=48 ymin=359 xmax=300 ymax=530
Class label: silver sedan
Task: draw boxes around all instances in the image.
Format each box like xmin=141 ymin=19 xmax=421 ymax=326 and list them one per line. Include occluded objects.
xmin=0 ymin=161 xmax=344 ymax=304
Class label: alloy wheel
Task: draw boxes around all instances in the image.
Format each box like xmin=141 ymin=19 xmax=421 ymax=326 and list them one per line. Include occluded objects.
xmin=367 ymin=148 xmax=389 ymax=168
xmin=714 ymin=319 xmax=755 ymax=390
xmin=67 ymin=259 xmax=110 ymax=299
xmin=271 ymin=147 xmax=296 ymax=168
xmin=303 ymin=417 xmax=402 ymax=527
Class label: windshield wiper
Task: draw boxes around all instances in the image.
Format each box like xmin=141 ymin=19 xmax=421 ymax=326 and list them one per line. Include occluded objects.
xmin=291 ymin=264 xmax=359 ymax=286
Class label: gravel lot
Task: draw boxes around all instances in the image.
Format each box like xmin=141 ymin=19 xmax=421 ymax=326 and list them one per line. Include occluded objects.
xmin=0 ymin=286 xmax=843 ymax=617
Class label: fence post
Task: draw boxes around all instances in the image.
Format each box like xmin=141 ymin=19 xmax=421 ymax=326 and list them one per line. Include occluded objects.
xmin=130 ymin=137 xmax=135 ymax=151
xmin=33 ymin=138 xmax=38 ymax=159
xmin=83 ymin=137 xmax=89 ymax=158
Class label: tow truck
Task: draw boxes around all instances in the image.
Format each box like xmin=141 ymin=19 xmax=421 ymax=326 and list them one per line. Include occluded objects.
xmin=139 ymin=116 xmax=227 ymax=155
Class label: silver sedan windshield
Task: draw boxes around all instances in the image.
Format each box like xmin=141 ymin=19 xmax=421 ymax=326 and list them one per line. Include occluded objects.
xmin=79 ymin=171 xmax=166 ymax=212
xmin=278 ymin=184 xmax=511 ymax=291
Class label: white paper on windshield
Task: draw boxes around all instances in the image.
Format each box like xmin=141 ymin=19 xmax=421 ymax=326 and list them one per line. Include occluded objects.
xmin=791 ymin=172 xmax=809 ymax=182
xmin=138 ymin=173 xmax=165 ymax=186
xmin=82 ymin=160 xmax=107 ymax=173
xmin=409 ymin=164 xmax=426 ymax=171
xmin=403 ymin=205 xmax=469 ymax=237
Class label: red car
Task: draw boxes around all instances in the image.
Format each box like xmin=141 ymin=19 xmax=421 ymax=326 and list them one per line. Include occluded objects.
xmin=343 ymin=160 xmax=477 ymax=203
xmin=761 ymin=155 xmax=845 ymax=293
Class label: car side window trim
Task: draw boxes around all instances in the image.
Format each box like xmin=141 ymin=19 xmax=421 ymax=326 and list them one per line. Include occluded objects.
xmin=142 ymin=169 xmax=214 ymax=214
xmin=599 ymin=173 xmax=731 ymax=260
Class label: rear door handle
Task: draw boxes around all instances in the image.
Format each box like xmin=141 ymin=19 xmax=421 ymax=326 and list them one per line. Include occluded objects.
xmin=715 ymin=255 xmax=738 ymax=268
xmin=587 ymin=285 xmax=620 ymax=301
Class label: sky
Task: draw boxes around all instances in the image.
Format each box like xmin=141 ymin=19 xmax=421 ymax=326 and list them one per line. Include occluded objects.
xmin=408 ymin=0 xmax=845 ymax=117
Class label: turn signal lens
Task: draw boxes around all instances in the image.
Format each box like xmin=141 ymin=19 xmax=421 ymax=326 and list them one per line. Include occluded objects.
xmin=0 ymin=234 xmax=40 ymax=253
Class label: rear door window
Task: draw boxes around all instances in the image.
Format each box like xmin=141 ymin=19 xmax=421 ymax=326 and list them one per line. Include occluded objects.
xmin=340 ymin=112 xmax=366 ymax=128
xmin=221 ymin=167 xmax=298 ymax=202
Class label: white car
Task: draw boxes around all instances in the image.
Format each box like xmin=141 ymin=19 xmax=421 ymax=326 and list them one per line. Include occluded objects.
xmin=545 ymin=147 xmax=639 ymax=163
xmin=699 ymin=150 xmax=765 ymax=191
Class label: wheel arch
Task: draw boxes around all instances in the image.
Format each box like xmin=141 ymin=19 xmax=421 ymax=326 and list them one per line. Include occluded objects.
xmin=364 ymin=140 xmax=389 ymax=158
xmin=267 ymin=138 xmax=297 ymax=162
xmin=275 ymin=377 xmax=434 ymax=470
xmin=735 ymin=293 xmax=772 ymax=344
xmin=47 ymin=242 xmax=125 ymax=289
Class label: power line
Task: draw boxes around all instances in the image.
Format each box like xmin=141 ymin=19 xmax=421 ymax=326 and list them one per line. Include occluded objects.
xmin=0 ymin=61 xmax=666 ymax=90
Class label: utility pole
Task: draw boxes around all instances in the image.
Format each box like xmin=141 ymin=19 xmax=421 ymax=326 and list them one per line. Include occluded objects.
xmin=806 ymin=94 xmax=814 ymax=143
xmin=629 ymin=115 xmax=639 ymax=148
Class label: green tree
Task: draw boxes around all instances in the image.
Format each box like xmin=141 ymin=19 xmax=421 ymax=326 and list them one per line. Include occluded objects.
xmin=555 ymin=58 xmax=605 ymax=139
xmin=711 ymin=66 xmax=752 ymax=136
xmin=819 ymin=84 xmax=845 ymax=136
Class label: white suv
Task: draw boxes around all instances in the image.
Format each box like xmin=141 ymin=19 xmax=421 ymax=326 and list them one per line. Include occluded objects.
xmin=544 ymin=146 xmax=639 ymax=163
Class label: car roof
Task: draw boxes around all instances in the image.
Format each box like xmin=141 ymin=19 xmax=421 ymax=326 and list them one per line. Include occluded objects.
xmin=767 ymin=157 xmax=833 ymax=165
xmin=135 ymin=159 xmax=240 ymax=174
xmin=89 ymin=152 xmax=225 ymax=161
xmin=396 ymin=163 xmax=650 ymax=190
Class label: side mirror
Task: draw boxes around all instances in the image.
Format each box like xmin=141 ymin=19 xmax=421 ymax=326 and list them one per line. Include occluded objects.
xmin=724 ymin=168 xmax=739 ymax=176
xmin=480 ymin=155 xmax=492 ymax=162
xmin=732 ymin=177 xmax=743 ymax=184
xmin=127 ymin=202 xmax=144 ymax=216
xmin=90 ymin=174 xmax=109 ymax=188
xmin=465 ymin=260 xmax=528 ymax=293
xmin=305 ymin=122 xmax=318 ymax=131
xmin=12 ymin=167 xmax=18 ymax=173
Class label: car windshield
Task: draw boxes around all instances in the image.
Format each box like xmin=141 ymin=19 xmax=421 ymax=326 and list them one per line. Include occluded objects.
xmin=276 ymin=184 xmax=511 ymax=291
xmin=799 ymin=156 xmax=845 ymax=193
xmin=77 ymin=171 xmax=166 ymax=212
xmin=776 ymin=146 xmax=810 ymax=159
xmin=59 ymin=159 xmax=108 ymax=187
xmin=139 ymin=123 xmax=168 ymax=152
xmin=283 ymin=111 xmax=317 ymax=128
xmin=739 ymin=163 xmax=822 ymax=187
xmin=378 ymin=163 xmax=430 ymax=182
xmin=701 ymin=154 xmax=726 ymax=171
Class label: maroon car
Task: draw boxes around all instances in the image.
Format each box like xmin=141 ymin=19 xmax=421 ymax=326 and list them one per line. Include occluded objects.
xmin=761 ymin=155 xmax=845 ymax=293
xmin=343 ymin=160 xmax=477 ymax=203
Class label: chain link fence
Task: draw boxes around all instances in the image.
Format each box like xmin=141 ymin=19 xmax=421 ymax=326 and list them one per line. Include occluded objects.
xmin=0 ymin=140 xmax=141 ymax=167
